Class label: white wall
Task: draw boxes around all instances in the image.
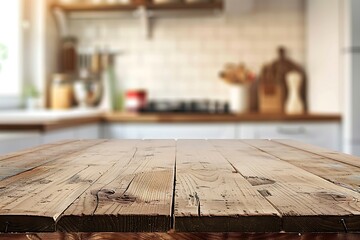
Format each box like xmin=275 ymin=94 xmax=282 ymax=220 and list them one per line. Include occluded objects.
xmin=306 ymin=0 xmax=342 ymax=114
xmin=342 ymin=0 xmax=360 ymax=155
xmin=69 ymin=0 xmax=306 ymax=102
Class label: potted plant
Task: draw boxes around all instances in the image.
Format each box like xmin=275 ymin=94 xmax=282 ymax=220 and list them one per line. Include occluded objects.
xmin=219 ymin=63 xmax=255 ymax=113
xmin=0 ymin=42 xmax=8 ymax=73
xmin=23 ymin=83 xmax=41 ymax=110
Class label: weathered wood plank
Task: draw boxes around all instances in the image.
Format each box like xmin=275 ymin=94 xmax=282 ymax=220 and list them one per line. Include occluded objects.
xmin=1 ymin=233 xmax=359 ymax=240
xmin=43 ymin=140 xmax=137 ymax=167
xmin=244 ymin=140 xmax=360 ymax=193
xmin=0 ymin=167 xmax=28 ymax=181
xmin=0 ymin=165 xmax=109 ymax=232
xmin=0 ymin=140 xmax=140 ymax=233
xmin=211 ymin=140 xmax=360 ymax=232
xmin=174 ymin=140 xmax=281 ymax=232
xmin=2 ymin=139 xmax=360 ymax=233
xmin=275 ymin=140 xmax=360 ymax=168
xmin=0 ymin=140 xmax=76 ymax=162
xmin=57 ymin=140 xmax=176 ymax=232
xmin=0 ymin=140 xmax=105 ymax=169
xmin=0 ymin=140 xmax=107 ymax=181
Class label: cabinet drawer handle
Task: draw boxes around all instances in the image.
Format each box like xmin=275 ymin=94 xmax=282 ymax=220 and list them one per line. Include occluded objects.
xmin=277 ymin=126 xmax=306 ymax=135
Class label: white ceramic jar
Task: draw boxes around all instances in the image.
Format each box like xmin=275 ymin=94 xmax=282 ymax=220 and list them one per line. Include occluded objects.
xmin=229 ymin=84 xmax=250 ymax=114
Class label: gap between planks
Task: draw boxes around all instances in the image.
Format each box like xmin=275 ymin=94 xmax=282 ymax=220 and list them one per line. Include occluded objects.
xmin=56 ymin=140 xmax=176 ymax=232
xmin=174 ymin=140 xmax=281 ymax=232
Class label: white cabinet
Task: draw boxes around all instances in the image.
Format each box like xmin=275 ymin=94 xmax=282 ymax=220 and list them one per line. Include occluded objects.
xmin=342 ymin=0 xmax=360 ymax=156
xmin=238 ymin=122 xmax=341 ymax=151
xmin=306 ymin=0 xmax=341 ymax=113
xmin=0 ymin=121 xmax=342 ymax=155
xmin=349 ymin=0 xmax=360 ymax=46
xmin=104 ymin=122 xmax=341 ymax=150
xmin=0 ymin=132 xmax=41 ymax=155
xmin=42 ymin=124 xmax=101 ymax=144
xmin=0 ymin=124 xmax=101 ymax=155
xmin=74 ymin=124 xmax=101 ymax=139
xmin=343 ymin=49 xmax=360 ymax=155
xmin=104 ymin=123 xmax=237 ymax=139
xmin=42 ymin=128 xmax=76 ymax=144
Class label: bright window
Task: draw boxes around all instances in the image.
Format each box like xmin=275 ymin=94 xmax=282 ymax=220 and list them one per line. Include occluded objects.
xmin=0 ymin=0 xmax=22 ymax=96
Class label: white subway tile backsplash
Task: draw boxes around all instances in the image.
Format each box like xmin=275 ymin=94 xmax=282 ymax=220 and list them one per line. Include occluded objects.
xmin=70 ymin=0 xmax=305 ymax=101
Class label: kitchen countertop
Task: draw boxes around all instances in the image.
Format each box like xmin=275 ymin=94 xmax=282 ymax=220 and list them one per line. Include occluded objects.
xmin=104 ymin=112 xmax=342 ymax=123
xmin=0 ymin=109 xmax=103 ymax=132
xmin=0 ymin=139 xmax=360 ymax=234
xmin=0 ymin=110 xmax=341 ymax=132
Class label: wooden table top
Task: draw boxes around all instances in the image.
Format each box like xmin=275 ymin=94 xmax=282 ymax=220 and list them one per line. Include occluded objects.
xmin=0 ymin=139 xmax=360 ymax=234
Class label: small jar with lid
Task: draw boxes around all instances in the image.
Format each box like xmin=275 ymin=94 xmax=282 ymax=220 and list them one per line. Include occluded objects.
xmin=51 ymin=74 xmax=74 ymax=109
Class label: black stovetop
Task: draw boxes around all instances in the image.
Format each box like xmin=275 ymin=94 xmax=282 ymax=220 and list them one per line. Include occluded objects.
xmin=140 ymin=100 xmax=230 ymax=114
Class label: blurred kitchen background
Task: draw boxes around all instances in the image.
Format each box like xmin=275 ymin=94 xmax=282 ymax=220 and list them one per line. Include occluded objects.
xmin=0 ymin=0 xmax=359 ymax=156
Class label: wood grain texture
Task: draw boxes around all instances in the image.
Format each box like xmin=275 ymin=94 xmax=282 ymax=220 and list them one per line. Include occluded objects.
xmin=104 ymin=112 xmax=341 ymax=123
xmin=0 ymin=139 xmax=105 ymax=169
xmin=1 ymin=139 xmax=360 ymax=233
xmin=0 ymin=167 xmax=29 ymax=182
xmin=174 ymin=140 xmax=281 ymax=232
xmin=52 ymin=1 xmax=223 ymax=12
xmin=0 ymin=165 xmax=109 ymax=232
xmin=211 ymin=140 xmax=360 ymax=232
xmin=0 ymin=117 xmax=101 ymax=132
xmin=274 ymin=140 xmax=360 ymax=168
xmin=1 ymin=233 xmax=359 ymax=240
xmin=0 ymin=140 xmax=130 ymax=232
xmin=0 ymin=140 xmax=76 ymax=162
xmin=0 ymin=140 xmax=105 ymax=181
xmin=57 ymin=140 xmax=176 ymax=232
xmin=243 ymin=140 xmax=360 ymax=193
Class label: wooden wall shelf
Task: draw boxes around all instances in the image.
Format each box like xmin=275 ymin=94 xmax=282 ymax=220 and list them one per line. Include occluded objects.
xmin=52 ymin=1 xmax=223 ymax=38
xmin=52 ymin=1 xmax=223 ymax=12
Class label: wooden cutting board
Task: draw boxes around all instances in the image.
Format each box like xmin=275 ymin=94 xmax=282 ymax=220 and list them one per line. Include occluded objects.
xmin=258 ymin=47 xmax=307 ymax=113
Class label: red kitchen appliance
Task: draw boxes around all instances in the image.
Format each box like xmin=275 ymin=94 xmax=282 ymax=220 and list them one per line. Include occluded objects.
xmin=125 ymin=90 xmax=147 ymax=112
